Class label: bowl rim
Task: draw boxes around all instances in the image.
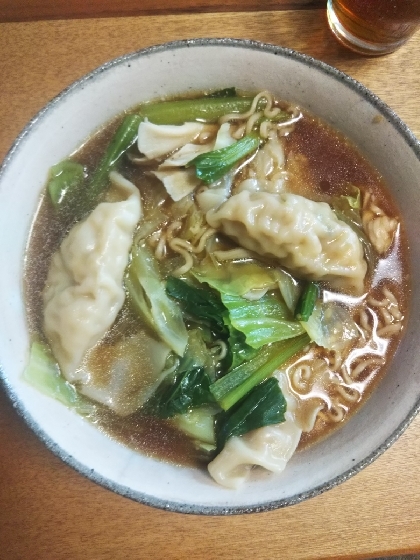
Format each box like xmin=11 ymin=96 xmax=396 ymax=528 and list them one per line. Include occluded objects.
xmin=1 ymin=37 xmax=420 ymax=516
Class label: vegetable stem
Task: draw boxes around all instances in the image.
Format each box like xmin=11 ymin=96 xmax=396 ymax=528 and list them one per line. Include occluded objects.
xmin=88 ymin=114 xmax=142 ymax=198
xmin=210 ymin=333 xmax=310 ymax=410
xmin=138 ymin=96 xmax=257 ymax=125
xmin=77 ymin=113 xmax=142 ymax=218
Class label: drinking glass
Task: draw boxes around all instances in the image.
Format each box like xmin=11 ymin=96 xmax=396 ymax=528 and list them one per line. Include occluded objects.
xmin=327 ymin=0 xmax=420 ymax=55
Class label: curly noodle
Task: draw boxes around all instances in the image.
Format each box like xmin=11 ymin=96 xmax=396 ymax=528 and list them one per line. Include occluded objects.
xmin=289 ymin=284 xmax=403 ymax=428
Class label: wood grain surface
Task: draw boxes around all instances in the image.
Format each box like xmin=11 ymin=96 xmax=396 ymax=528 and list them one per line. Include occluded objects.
xmin=0 ymin=0 xmax=324 ymax=22
xmin=1 ymin=10 xmax=420 ymax=560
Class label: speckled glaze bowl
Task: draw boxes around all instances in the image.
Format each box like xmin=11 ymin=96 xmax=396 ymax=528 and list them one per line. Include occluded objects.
xmin=1 ymin=39 xmax=420 ymax=515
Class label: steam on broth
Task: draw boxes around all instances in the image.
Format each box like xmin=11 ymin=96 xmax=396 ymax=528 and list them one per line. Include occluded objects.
xmin=24 ymin=89 xmax=409 ymax=488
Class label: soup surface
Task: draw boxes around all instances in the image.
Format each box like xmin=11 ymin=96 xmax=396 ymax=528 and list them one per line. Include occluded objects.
xmin=24 ymin=89 xmax=410 ymax=487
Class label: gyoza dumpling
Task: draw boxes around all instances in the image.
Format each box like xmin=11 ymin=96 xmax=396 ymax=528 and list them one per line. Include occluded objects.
xmin=43 ymin=172 xmax=141 ymax=383
xmin=208 ymin=421 xmax=302 ymax=489
xmin=206 ymin=190 xmax=367 ymax=295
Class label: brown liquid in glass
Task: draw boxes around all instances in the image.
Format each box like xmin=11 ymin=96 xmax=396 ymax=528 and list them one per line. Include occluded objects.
xmin=332 ymin=0 xmax=420 ymax=44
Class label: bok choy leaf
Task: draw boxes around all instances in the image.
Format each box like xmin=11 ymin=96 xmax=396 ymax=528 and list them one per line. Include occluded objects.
xmin=187 ymin=133 xmax=261 ymax=184
xmin=173 ymin=406 xmax=217 ymax=445
xmin=210 ymin=333 xmax=310 ymax=410
xmin=76 ymin=113 xmax=142 ymax=218
xmin=192 ymin=262 xmax=303 ymax=346
xmin=166 ymin=276 xmax=228 ymax=337
xmin=225 ymin=323 xmax=258 ymax=370
xmin=216 ymin=377 xmax=287 ymax=449
xmin=138 ymin=96 xmax=256 ymax=125
xmin=145 ymin=330 xmax=217 ymax=418
xmin=88 ymin=114 xmax=142 ymax=198
xmin=166 ymin=276 xmax=257 ymax=372
xmin=294 ymin=282 xmax=318 ymax=322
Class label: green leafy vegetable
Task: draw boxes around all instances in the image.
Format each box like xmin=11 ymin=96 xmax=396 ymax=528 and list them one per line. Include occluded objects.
xmin=192 ymin=259 xmax=277 ymax=297
xmin=166 ymin=276 xmax=228 ymax=337
xmin=340 ymin=184 xmax=361 ymax=210
xmin=23 ymin=340 xmax=94 ymax=415
xmin=294 ymin=282 xmax=318 ymax=322
xmin=331 ymin=185 xmax=361 ymax=221
xmin=192 ymin=260 xmax=302 ymax=352
xmin=210 ymin=333 xmax=310 ymax=410
xmin=125 ymin=243 xmax=188 ymax=356
xmin=216 ymin=377 xmax=287 ymax=449
xmin=221 ymin=292 xmax=305 ymax=348
xmin=145 ymin=330 xmax=217 ymax=418
xmin=148 ymin=367 xmax=214 ymax=418
xmin=47 ymin=160 xmax=85 ymax=213
xmin=78 ymin=113 xmax=142 ymax=218
xmin=138 ymin=96 xmax=257 ymax=125
xmin=173 ymin=406 xmax=217 ymax=445
xmin=225 ymin=323 xmax=258 ymax=370
xmin=187 ymin=133 xmax=261 ymax=184
xmin=166 ymin=276 xmax=258 ymax=373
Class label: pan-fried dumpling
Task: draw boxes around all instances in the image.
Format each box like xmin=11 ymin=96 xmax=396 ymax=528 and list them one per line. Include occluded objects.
xmin=43 ymin=172 xmax=142 ymax=383
xmin=206 ymin=190 xmax=367 ymax=295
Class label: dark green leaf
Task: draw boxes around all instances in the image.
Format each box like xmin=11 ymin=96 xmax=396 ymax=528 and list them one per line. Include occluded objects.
xmin=294 ymin=282 xmax=318 ymax=322
xmin=187 ymin=133 xmax=261 ymax=184
xmin=145 ymin=330 xmax=216 ymax=418
xmin=225 ymin=323 xmax=258 ymax=370
xmin=77 ymin=113 xmax=142 ymax=219
xmin=216 ymin=377 xmax=287 ymax=449
xmin=138 ymin=96 xmax=255 ymax=125
xmin=166 ymin=276 xmax=228 ymax=336
xmin=210 ymin=333 xmax=310 ymax=410
xmin=147 ymin=366 xmax=214 ymax=418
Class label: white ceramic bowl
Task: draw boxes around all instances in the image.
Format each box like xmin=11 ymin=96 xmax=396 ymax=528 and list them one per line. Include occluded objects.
xmin=1 ymin=39 xmax=420 ymax=515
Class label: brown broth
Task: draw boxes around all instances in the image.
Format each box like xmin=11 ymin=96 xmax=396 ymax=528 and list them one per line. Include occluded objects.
xmin=94 ymin=408 xmax=203 ymax=467
xmin=24 ymin=95 xmax=411 ymax=468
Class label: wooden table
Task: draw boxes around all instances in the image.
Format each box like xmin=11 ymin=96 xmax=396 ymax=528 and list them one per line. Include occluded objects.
xmin=1 ymin=4 xmax=420 ymax=559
